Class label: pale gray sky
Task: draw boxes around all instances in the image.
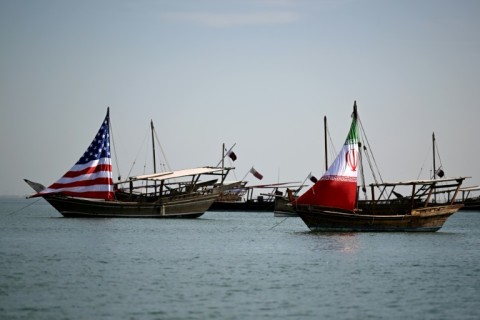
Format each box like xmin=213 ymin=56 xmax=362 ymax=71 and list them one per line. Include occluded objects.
xmin=1 ymin=0 xmax=479 ymax=196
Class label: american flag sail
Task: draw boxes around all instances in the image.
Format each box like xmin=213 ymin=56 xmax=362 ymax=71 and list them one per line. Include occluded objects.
xmin=34 ymin=109 xmax=114 ymax=200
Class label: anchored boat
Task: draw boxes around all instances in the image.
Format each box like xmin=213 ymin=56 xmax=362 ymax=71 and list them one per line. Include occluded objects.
xmin=294 ymin=101 xmax=466 ymax=232
xmin=25 ymin=108 xmax=232 ymax=218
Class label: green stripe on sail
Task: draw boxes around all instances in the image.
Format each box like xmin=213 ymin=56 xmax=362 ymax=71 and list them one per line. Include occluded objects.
xmin=344 ymin=116 xmax=358 ymax=145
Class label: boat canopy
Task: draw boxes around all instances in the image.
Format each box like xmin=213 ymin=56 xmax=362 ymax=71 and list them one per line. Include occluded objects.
xmin=246 ymin=182 xmax=302 ymax=189
xmin=370 ymin=177 xmax=469 ymax=187
xmin=128 ymin=167 xmax=230 ymax=182
xmin=459 ymin=185 xmax=480 ymax=192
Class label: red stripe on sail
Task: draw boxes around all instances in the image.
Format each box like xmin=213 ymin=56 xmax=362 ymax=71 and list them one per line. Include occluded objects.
xmin=295 ymin=178 xmax=357 ymax=211
xmin=62 ymin=164 xmax=112 ymax=178
xmin=59 ymin=190 xmax=114 ymax=200
xmin=47 ymin=177 xmax=113 ymax=190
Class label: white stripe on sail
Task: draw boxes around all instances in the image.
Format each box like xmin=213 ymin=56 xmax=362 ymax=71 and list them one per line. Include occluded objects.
xmin=68 ymin=157 xmax=111 ymax=172
xmin=42 ymin=184 xmax=113 ymax=194
xmin=52 ymin=171 xmax=112 ymax=185
xmin=324 ymin=142 xmax=358 ymax=178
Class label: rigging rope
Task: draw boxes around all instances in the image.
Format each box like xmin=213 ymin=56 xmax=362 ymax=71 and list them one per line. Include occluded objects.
xmin=434 ymin=139 xmax=444 ymax=176
xmin=357 ymin=115 xmax=383 ymax=184
xmin=126 ymin=127 xmax=149 ymax=178
xmin=268 ymin=217 xmax=289 ymax=230
xmin=227 ymin=158 xmax=238 ymax=180
xmin=109 ymin=117 xmax=122 ymax=181
xmin=417 ymin=141 xmax=432 ymax=179
xmin=326 ymin=124 xmax=337 ymax=167
xmin=143 ymin=131 xmax=149 ymax=175
xmin=153 ymin=128 xmax=172 ymax=172
xmin=6 ymin=198 xmax=42 ymax=215
xmin=240 ymin=169 xmax=251 ymax=182
xmin=418 ymin=136 xmax=444 ymax=180
xmin=362 ymin=145 xmax=379 ymax=184
xmin=358 ymin=142 xmax=367 ymax=199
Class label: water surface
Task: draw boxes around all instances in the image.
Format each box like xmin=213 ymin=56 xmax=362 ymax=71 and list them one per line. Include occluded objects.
xmin=1 ymin=197 xmax=479 ymax=319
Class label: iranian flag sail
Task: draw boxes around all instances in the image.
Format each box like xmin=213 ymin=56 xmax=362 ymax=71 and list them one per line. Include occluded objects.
xmin=296 ymin=107 xmax=359 ymax=211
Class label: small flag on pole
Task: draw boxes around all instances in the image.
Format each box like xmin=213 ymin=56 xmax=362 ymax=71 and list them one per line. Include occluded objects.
xmin=307 ymin=172 xmax=318 ymax=183
xmin=249 ymin=167 xmax=263 ymax=180
xmin=435 ymin=168 xmax=445 ymax=178
xmin=227 ymin=150 xmax=237 ymax=161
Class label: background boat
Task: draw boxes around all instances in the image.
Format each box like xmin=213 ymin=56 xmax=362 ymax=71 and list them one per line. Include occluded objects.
xmin=458 ymin=186 xmax=480 ymax=210
xmin=209 ymin=182 xmax=300 ymax=212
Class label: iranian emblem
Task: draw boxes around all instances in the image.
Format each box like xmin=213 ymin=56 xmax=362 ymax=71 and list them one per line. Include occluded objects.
xmin=346 ymin=149 xmax=358 ymax=171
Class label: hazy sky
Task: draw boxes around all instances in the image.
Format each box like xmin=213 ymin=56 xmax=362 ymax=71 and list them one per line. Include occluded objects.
xmin=1 ymin=0 xmax=479 ymax=196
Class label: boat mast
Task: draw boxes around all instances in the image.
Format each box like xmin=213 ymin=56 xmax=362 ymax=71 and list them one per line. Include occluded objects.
xmin=222 ymin=143 xmax=225 ymax=183
xmin=432 ymin=132 xmax=436 ymax=180
xmin=151 ymin=120 xmax=158 ymax=197
xmin=324 ymin=116 xmax=328 ymax=172
xmin=432 ymin=132 xmax=436 ymax=202
xmin=151 ymin=120 xmax=157 ymax=174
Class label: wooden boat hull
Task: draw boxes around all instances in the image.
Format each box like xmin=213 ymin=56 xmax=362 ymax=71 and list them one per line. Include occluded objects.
xmin=43 ymin=193 xmax=218 ymax=218
xmin=460 ymin=200 xmax=480 ymax=211
xmin=296 ymin=204 xmax=463 ymax=232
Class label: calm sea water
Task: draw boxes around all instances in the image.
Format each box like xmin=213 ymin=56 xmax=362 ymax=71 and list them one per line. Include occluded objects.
xmin=1 ymin=196 xmax=479 ymax=320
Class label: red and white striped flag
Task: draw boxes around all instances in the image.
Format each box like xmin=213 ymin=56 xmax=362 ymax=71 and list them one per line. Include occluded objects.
xmin=249 ymin=167 xmax=263 ymax=180
xmin=33 ymin=109 xmax=114 ymax=200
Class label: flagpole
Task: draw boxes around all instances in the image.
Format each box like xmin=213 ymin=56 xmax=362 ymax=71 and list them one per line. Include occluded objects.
xmin=215 ymin=143 xmax=236 ymax=167
xmin=298 ymin=174 xmax=310 ymax=195
xmin=324 ymin=115 xmax=328 ymax=172
xmin=241 ymin=168 xmax=251 ymax=182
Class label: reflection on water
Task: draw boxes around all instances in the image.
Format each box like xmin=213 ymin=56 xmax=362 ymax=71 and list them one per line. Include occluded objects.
xmin=334 ymin=233 xmax=359 ymax=253
xmin=304 ymin=232 xmax=360 ymax=253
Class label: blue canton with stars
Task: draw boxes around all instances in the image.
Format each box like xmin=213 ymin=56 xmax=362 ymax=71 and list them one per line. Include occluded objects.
xmin=76 ymin=113 xmax=111 ymax=165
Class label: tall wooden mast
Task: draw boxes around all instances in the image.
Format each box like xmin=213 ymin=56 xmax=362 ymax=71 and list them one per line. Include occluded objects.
xmin=324 ymin=115 xmax=328 ymax=172
xmin=151 ymin=120 xmax=157 ymax=174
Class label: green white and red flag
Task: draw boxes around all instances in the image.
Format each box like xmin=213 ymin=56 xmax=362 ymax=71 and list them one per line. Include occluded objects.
xmin=295 ymin=110 xmax=358 ymax=211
